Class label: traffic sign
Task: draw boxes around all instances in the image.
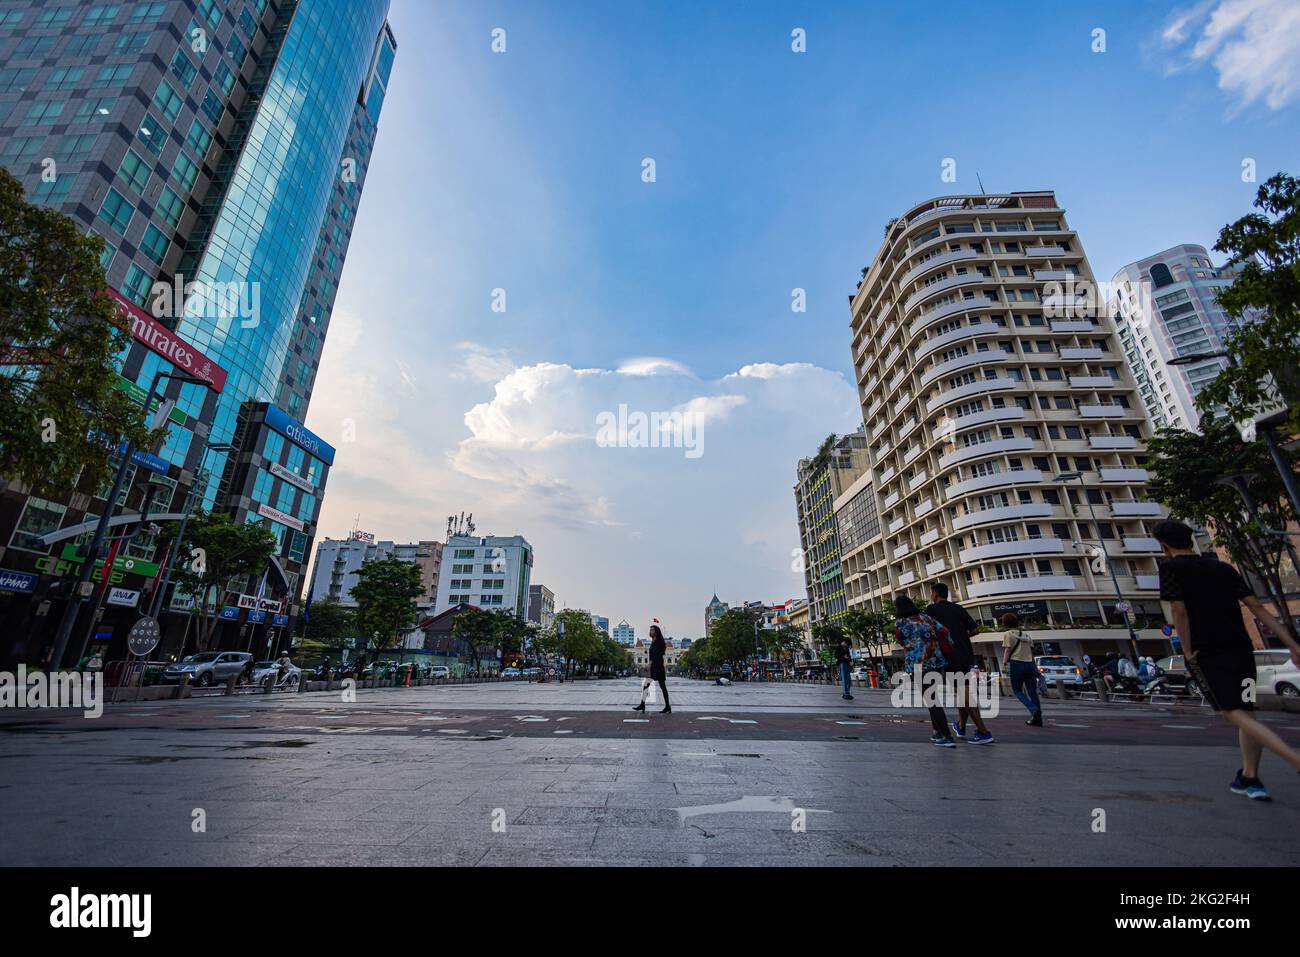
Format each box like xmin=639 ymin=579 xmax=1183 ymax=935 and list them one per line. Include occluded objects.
xmin=127 ymin=616 xmax=162 ymax=657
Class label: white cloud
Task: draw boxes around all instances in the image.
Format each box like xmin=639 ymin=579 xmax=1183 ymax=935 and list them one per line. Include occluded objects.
xmin=1161 ymin=0 xmax=1300 ymax=110
xmin=307 ymin=333 xmax=860 ymax=635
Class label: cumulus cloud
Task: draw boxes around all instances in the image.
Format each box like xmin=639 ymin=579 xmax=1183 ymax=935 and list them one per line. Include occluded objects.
xmin=1160 ymin=0 xmax=1300 ymax=110
xmin=307 ymin=332 xmax=861 ymax=634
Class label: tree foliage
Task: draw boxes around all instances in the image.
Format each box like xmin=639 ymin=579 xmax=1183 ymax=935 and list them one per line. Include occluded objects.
xmin=299 ymin=595 xmax=355 ymax=653
xmin=352 ymin=557 xmax=424 ymax=655
xmin=168 ymin=511 xmax=277 ymax=652
xmin=0 ymin=166 xmax=157 ymax=494
xmin=1197 ymin=172 xmax=1300 ymax=433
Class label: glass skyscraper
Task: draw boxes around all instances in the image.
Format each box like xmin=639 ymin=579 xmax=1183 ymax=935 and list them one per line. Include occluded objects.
xmin=0 ymin=0 xmax=396 ymax=657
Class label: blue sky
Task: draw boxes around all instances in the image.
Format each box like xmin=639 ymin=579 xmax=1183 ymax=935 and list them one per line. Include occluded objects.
xmin=307 ymin=0 xmax=1300 ymax=636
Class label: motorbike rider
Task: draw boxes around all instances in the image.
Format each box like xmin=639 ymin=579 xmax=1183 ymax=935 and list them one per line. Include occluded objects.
xmin=275 ymin=649 xmax=293 ymax=684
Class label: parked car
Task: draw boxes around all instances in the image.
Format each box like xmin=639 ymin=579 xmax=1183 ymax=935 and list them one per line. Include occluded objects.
xmin=162 ymin=651 xmax=252 ymax=687
xmin=429 ymin=665 xmax=451 ymax=679
xmin=522 ymin=667 xmax=542 ymax=677
xmin=251 ymin=660 xmax=301 ymax=689
xmin=1254 ymin=649 xmax=1300 ymax=698
xmin=1154 ymin=655 xmax=1200 ymax=697
xmin=501 ymin=667 xmax=521 ymax=677
xmin=1034 ymin=655 xmax=1087 ymax=687
xmin=851 ymin=667 xmax=871 ymax=681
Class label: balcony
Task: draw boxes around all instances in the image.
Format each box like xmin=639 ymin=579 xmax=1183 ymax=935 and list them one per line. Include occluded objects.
xmin=898 ymin=571 xmax=916 ymax=586
xmin=1079 ymin=405 xmax=1125 ymax=418
xmin=884 ymin=490 xmax=900 ymax=509
xmin=893 ymin=542 xmax=911 ymax=559
xmin=966 ymin=574 xmax=1076 ymax=599
xmin=903 ymin=272 xmax=989 ymax=314
xmin=925 ymin=558 xmax=946 ymax=575
xmin=931 ymin=405 xmax=1024 ymax=440
xmin=908 ymin=470 xmax=929 ymax=491
xmin=1050 ymin=320 xmax=1094 ymax=333
xmin=920 ymin=349 xmax=1004 ymax=387
xmin=1123 ymin=536 xmax=1162 ymax=552
xmin=902 ymin=445 xmax=922 ymax=465
xmin=1069 ymin=376 xmax=1114 ymax=388
xmin=938 ymin=436 xmax=1034 ymax=470
xmin=1033 ymin=269 xmax=1073 ymax=281
xmin=1136 ymin=574 xmax=1160 ymax=590
xmin=958 ymin=537 xmax=1065 ymax=564
xmin=888 ymin=517 xmax=906 ymax=535
xmin=1059 ymin=347 xmax=1103 ymax=361
xmin=1088 ymin=435 xmax=1138 ymax=450
xmin=916 ymin=319 xmax=1003 ymax=360
xmin=910 ymin=297 xmax=993 ymax=337
xmin=925 ymin=376 xmax=1016 ymax=415
xmin=944 ymin=468 xmax=1044 ymax=500
xmin=1111 ymin=501 xmax=1164 ymax=517
xmin=1099 ymin=467 xmax=1149 ymax=482
xmin=915 ymin=498 xmax=935 ymax=516
xmin=1024 ymin=244 xmax=1067 ymax=256
xmin=879 ymin=465 xmax=896 ymax=484
xmin=952 ymin=502 xmax=1054 ymax=530
xmin=900 ymin=247 xmax=978 ymax=288
xmin=919 ymin=527 xmax=942 ymax=546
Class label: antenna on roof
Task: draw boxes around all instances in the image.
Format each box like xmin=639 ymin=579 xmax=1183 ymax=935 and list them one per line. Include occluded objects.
xmin=976 ymin=172 xmax=987 ymax=194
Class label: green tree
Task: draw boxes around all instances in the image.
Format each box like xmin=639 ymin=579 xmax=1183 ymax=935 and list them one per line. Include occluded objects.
xmin=351 ymin=557 xmax=424 ymax=659
xmin=0 ymin=167 xmax=157 ymax=494
xmin=708 ymin=607 xmax=761 ymax=674
xmin=1197 ymin=173 xmax=1300 ymax=433
xmin=298 ymin=596 xmax=355 ymax=656
xmin=452 ymin=606 xmax=499 ymax=673
xmin=1147 ymin=422 xmax=1298 ymax=639
xmin=168 ymin=511 xmax=277 ymax=652
xmin=841 ymin=606 xmax=896 ymax=677
xmin=492 ymin=609 xmax=534 ymax=668
xmin=552 ymin=609 xmax=601 ymax=676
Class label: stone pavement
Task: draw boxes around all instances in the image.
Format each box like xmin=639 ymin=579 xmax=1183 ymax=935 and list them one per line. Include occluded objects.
xmin=1 ymin=677 xmax=1298 ymax=866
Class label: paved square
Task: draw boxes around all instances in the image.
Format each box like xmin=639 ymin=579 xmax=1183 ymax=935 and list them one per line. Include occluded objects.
xmin=2 ymin=677 xmax=1297 ymax=866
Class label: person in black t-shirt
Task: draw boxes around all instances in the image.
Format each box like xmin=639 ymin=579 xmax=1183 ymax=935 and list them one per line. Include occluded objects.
xmin=926 ymin=583 xmax=994 ymax=744
xmin=1155 ymin=520 xmax=1300 ymax=801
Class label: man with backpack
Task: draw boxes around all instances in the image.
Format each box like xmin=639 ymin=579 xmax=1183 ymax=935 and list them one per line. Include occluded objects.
xmin=1000 ymin=612 xmax=1042 ymax=726
xmin=926 ymin=583 xmax=994 ymax=744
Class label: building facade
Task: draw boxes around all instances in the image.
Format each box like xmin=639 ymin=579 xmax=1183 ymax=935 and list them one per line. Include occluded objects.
xmin=433 ymin=534 xmax=533 ymax=620
xmin=612 ymin=619 xmax=634 ymax=645
xmin=527 ymin=583 xmax=555 ymax=630
xmin=0 ymin=0 xmax=396 ymax=663
xmin=307 ymin=535 xmax=442 ymax=609
xmin=704 ymin=593 xmax=728 ymax=635
xmin=846 ymin=191 xmax=1170 ymax=664
xmin=794 ymin=430 xmax=871 ymax=626
xmin=1108 ymin=244 xmax=1238 ymax=432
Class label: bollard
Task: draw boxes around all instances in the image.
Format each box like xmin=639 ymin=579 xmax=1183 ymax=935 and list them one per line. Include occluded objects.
xmin=297 ymin=672 xmax=307 ymax=694
xmin=263 ymin=675 xmax=274 ymax=694
xmin=176 ymin=673 xmax=190 ymax=699
xmin=225 ymin=675 xmax=237 ymax=696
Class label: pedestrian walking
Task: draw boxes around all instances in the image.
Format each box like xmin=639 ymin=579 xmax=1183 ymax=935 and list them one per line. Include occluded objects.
xmin=633 ymin=623 xmax=671 ymax=714
xmin=1154 ymin=520 xmax=1300 ymax=801
xmin=999 ymin=613 xmax=1042 ymax=726
xmin=893 ymin=596 xmax=956 ymax=748
xmin=835 ymin=634 xmax=854 ymax=700
xmin=926 ymin=583 xmax=993 ymax=744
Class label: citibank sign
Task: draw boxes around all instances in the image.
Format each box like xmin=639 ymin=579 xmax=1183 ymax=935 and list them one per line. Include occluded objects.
xmin=264 ymin=404 xmax=335 ymax=466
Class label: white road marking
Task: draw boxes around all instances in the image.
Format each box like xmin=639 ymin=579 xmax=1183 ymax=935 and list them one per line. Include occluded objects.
xmin=675 ymin=795 xmax=830 ymax=824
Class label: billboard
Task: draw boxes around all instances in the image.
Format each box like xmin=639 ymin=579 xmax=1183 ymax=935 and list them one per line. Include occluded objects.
xmin=108 ymin=289 xmax=228 ymax=393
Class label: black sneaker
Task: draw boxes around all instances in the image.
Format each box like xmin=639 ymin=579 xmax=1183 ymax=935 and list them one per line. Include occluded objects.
xmin=842 ymin=693 xmax=853 ymax=700
xmin=929 ymin=733 xmax=956 ymax=748
xmin=1229 ymin=770 xmax=1271 ymax=801
xmin=1026 ymin=711 xmax=1043 ymax=727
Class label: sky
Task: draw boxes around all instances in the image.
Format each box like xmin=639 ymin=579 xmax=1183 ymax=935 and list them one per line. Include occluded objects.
xmin=304 ymin=0 xmax=1300 ymax=639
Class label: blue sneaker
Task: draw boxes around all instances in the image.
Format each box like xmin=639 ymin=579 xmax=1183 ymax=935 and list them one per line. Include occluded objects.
xmin=951 ymin=722 xmax=966 ymax=739
xmin=930 ymin=733 xmax=956 ymax=748
xmin=969 ymin=731 xmax=995 ymax=745
xmin=1229 ymin=770 xmax=1271 ymax=801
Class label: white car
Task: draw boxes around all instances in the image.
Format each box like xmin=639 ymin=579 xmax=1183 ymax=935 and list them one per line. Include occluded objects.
xmin=501 ymin=667 xmax=521 ymax=677
xmin=429 ymin=665 xmax=451 ymax=679
xmin=1254 ymin=649 xmax=1300 ymax=698
xmin=1034 ymin=655 xmax=1087 ymax=687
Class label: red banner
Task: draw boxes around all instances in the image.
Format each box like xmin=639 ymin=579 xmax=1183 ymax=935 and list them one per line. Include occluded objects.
xmin=107 ymin=289 xmax=228 ymax=394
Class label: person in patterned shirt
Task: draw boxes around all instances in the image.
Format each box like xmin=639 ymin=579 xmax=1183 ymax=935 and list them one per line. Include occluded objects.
xmin=894 ymin=596 xmax=957 ymax=748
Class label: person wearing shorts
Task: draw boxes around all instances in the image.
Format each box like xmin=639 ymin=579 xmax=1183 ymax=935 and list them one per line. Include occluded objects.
xmin=1155 ymin=520 xmax=1300 ymax=801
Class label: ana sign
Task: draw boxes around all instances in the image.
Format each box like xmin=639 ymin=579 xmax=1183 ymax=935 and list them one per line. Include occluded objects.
xmin=108 ymin=289 xmax=227 ymax=393
xmin=106 ymin=587 xmax=141 ymax=608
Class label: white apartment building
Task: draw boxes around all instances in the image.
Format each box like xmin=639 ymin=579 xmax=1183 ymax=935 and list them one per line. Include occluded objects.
xmin=1109 ymin=244 xmax=1238 ymax=432
xmin=845 ymin=191 xmax=1171 ymax=664
xmin=307 ymin=536 xmax=443 ymax=609
xmin=613 ymin=620 xmax=635 ymax=645
xmin=433 ymin=534 xmax=533 ymax=619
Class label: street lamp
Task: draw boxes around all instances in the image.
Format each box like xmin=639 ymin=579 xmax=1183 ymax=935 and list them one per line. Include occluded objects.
xmin=49 ymin=370 xmax=214 ymax=670
xmin=1055 ymin=471 xmax=1143 ymax=662
xmin=1167 ymin=351 xmax=1300 ymax=519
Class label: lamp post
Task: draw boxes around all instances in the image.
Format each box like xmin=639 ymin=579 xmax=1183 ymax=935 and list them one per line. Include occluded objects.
xmin=1167 ymin=351 xmax=1300 ymax=518
xmin=1055 ymin=472 xmax=1143 ymax=662
xmin=49 ymin=370 xmax=212 ymax=670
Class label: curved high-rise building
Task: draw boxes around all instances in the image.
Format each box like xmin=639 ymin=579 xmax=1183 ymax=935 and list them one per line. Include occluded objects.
xmin=843 ymin=191 xmax=1168 ymax=664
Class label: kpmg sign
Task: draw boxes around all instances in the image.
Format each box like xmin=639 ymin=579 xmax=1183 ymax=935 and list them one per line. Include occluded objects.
xmin=0 ymin=569 xmax=38 ymax=594
xmin=108 ymin=289 xmax=228 ymax=393
xmin=264 ymin=404 xmax=335 ymax=466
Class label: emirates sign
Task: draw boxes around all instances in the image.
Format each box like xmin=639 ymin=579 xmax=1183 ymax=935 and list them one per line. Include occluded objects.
xmin=108 ymin=289 xmax=227 ymax=393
